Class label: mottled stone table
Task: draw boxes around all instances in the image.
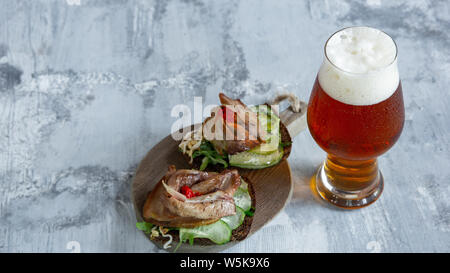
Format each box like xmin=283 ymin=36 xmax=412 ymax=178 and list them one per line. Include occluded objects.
xmin=0 ymin=0 xmax=448 ymax=253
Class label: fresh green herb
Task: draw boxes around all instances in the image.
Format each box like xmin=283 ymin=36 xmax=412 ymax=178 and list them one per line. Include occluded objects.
xmin=136 ymin=222 xmax=153 ymax=234
xmin=280 ymin=141 xmax=292 ymax=148
xmin=245 ymin=206 xmax=255 ymax=217
xmin=193 ymin=141 xmax=228 ymax=170
xmin=174 ymin=240 xmax=183 ymax=252
xmin=199 ymin=157 xmax=210 ymax=171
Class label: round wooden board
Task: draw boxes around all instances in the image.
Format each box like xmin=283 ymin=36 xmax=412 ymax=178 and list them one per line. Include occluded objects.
xmin=131 ymin=133 xmax=293 ymax=253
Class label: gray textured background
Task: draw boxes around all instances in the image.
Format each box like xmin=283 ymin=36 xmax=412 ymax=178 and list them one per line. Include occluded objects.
xmin=0 ymin=0 xmax=449 ymax=253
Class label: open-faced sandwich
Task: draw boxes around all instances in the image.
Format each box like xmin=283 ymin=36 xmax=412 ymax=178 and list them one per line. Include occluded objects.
xmin=136 ymin=165 xmax=255 ymax=251
xmin=179 ymin=93 xmax=292 ymax=171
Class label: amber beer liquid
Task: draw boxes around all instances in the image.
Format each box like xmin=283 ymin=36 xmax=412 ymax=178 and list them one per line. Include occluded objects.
xmin=307 ymin=27 xmax=405 ymax=208
xmin=308 ymin=80 xmax=404 ymax=160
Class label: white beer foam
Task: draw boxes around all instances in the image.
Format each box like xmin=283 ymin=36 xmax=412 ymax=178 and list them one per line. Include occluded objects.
xmin=318 ymin=27 xmax=399 ymax=106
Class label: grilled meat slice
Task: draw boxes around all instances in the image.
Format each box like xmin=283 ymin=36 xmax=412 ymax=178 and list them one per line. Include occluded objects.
xmin=143 ymin=181 xmax=219 ymax=228
xmin=144 ymin=166 xmax=242 ymax=225
xmin=202 ymin=93 xmax=268 ymax=155
xmin=190 ymin=169 xmax=241 ymax=196
xmin=165 ymin=169 xmax=215 ymax=191
xmin=219 ymin=93 xmax=246 ymax=107
xmin=162 ymin=190 xmax=236 ymax=219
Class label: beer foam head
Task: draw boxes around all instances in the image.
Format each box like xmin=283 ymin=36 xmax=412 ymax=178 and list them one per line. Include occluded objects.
xmin=318 ymin=27 xmax=399 ymax=106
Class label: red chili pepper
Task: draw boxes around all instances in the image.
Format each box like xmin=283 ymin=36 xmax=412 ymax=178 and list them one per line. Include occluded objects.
xmin=220 ymin=106 xmax=235 ymax=124
xmin=180 ymin=186 xmax=201 ymax=199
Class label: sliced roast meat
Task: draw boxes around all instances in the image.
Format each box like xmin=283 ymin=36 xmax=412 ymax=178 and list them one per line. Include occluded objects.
xmin=219 ymin=93 xmax=246 ymax=107
xmin=162 ymin=190 xmax=235 ymax=219
xmin=203 ymin=94 xmax=267 ymax=155
xmin=165 ymin=169 xmax=215 ymax=192
xmin=143 ymin=166 xmax=242 ymax=226
xmin=142 ymin=180 xmax=219 ymax=228
xmin=190 ymin=169 xmax=241 ymax=195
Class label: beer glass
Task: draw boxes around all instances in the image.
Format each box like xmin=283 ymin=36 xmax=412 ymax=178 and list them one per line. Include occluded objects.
xmin=307 ymin=27 xmax=404 ymax=209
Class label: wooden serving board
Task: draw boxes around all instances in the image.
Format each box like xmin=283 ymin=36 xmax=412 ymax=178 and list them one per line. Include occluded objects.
xmin=131 ymin=103 xmax=307 ymax=253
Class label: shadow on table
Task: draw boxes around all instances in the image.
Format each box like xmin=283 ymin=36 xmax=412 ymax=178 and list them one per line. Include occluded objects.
xmin=289 ymin=161 xmax=345 ymax=211
xmin=111 ymin=163 xmax=162 ymax=252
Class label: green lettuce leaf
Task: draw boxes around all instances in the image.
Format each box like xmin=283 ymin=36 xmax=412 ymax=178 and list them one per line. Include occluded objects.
xmin=192 ymin=141 xmax=228 ymax=170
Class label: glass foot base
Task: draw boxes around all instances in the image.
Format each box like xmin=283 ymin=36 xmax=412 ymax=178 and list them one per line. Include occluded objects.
xmin=315 ymin=163 xmax=384 ymax=209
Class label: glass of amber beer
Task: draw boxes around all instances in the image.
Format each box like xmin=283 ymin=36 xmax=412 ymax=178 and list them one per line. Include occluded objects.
xmin=308 ymin=27 xmax=404 ymax=209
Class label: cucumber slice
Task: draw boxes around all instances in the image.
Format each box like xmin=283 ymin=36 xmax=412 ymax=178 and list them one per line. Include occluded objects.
xmin=249 ymin=104 xmax=277 ymax=116
xmin=175 ymin=179 xmax=252 ymax=247
xmin=256 ymin=106 xmax=280 ymax=132
xmin=249 ymin=134 xmax=280 ymax=155
xmin=259 ymin=114 xmax=279 ymax=134
xmin=221 ymin=206 xmax=245 ymax=230
xmin=250 ymin=105 xmax=280 ymax=127
xmin=233 ymin=187 xmax=252 ymax=212
xmin=247 ymin=105 xmax=281 ymax=154
xmin=179 ymin=220 xmax=232 ymax=245
xmin=239 ymin=178 xmax=248 ymax=192
xmin=229 ymin=147 xmax=284 ymax=169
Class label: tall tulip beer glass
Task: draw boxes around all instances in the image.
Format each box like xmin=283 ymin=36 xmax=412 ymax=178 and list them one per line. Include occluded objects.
xmin=308 ymin=27 xmax=405 ymax=208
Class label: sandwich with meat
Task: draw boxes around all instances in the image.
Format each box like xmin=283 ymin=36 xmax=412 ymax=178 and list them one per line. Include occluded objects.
xmin=136 ymin=165 xmax=255 ymax=251
xmin=179 ymin=93 xmax=292 ymax=171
